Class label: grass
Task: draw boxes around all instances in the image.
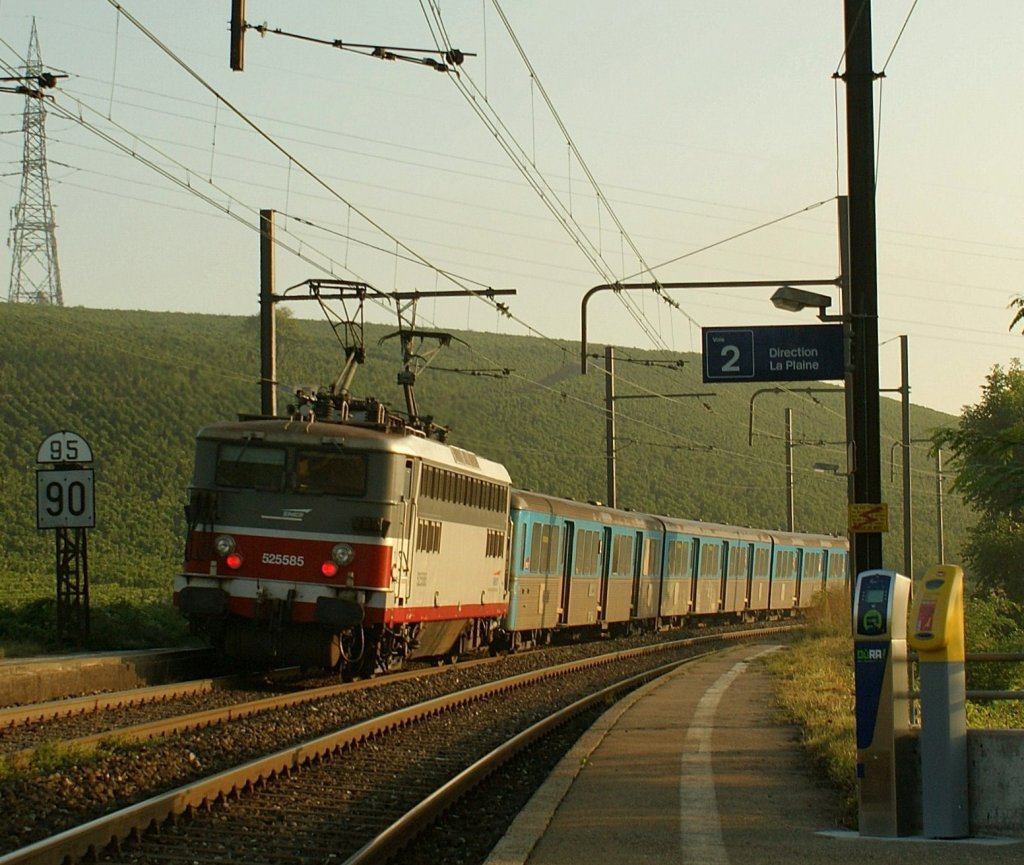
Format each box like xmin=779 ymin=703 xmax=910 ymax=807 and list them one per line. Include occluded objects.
xmin=766 ymin=589 xmax=1024 ymax=829
xmin=0 ymin=739 xmax=95 ymax=780
xmin=764 ymin=591 xmax=858 ymax=827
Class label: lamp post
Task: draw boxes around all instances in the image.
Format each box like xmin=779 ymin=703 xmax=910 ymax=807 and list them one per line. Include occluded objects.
xmin=581 ymin=279 xmax=842 ymax=514
xmin=842 ymin=0 xmax=884 ymax=580
xmin=580 ymin=279 xmax=842 ymax=375
xmin=581 ymin=277 xmax=846 ymax=518
xmin=785 ymin=407 xmax=795 ymax=531
xmin=900 ymin=335 xmax=911 ymax=577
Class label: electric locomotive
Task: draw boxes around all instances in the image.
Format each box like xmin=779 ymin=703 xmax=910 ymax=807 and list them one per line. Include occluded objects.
xmin=174 ymin=392 xmax=511 ymax=675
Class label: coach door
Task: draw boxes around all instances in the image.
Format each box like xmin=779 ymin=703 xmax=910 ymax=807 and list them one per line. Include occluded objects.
xmin=558 ymin=520 xmax=576 ymax=625
xmin=792 ymin=547 xmax=805 ymax=607
xmin=598 ymin=527 xmax=612 ymax=622
xmin=630 ymin=531 xmax=643 ymax=615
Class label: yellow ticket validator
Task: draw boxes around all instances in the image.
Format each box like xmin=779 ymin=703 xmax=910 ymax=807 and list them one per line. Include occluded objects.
xmin=908 ymin=564 xmax=965 ymax=663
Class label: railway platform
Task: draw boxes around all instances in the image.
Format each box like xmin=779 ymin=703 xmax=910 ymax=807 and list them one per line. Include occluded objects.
xmin=484 ymin=641 xmax=1022 ymax=865
xmin=0 ymin=648 xmax=211 ymax=705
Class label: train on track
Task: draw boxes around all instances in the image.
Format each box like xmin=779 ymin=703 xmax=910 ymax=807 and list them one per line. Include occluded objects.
xmin=174 ymin=387 xmax=849 ymax=676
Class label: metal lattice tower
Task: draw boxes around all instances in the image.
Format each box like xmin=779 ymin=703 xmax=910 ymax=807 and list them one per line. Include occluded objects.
xmin=7 ymin=20 xmax=62 ymax=305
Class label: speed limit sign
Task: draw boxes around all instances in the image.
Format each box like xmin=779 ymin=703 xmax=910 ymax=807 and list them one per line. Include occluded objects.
xmin=36 ymin=469 xmax=95 ymax=528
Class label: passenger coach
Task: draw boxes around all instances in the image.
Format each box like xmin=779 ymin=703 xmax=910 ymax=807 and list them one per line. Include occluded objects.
xmin=504 ymin=491 xmax=848 ymax=649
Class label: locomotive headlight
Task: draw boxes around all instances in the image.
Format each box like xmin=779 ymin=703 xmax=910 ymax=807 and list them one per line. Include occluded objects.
xmin=214 ymin=535 xmax=236 ymax=557
xmin=331 ymin=543 xmax=355 ymax=566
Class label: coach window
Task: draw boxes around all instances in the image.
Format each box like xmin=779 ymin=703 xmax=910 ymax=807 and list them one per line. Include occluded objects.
xmin=216 ymin=444 xmax=286 ymax=491
xmin=804 ymin=551 xmax=823 ymax=581
xmin=529 ymin=524 xmax=563 ymax=572
xmin=574 ymin=529 xmax=600 ymax=575
xmin=611 ymin=535 xmax=633 ymax=577
xmin=295 ymin=451 xmax=367 ymax=496
xmin=778 ymin=550 xmax=797 ymax=580
xmin=701 ymin=544 xmax=721 ymax=577
xmin=667 ymin=539 xmax=692 ymax=579
xmin=729 ymin=546 xmax=748 ymax=578
xmin=828 ymin=554 xmax=846 ymax=580
xmin=643 ymin=538 xmax=662 ymax=577
xmin=753 ymin=547 xmax=770 ymax=577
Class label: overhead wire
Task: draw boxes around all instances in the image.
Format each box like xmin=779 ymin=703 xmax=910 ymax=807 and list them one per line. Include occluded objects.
xmin=99 ymin=0 xmax=514 ymax=327
xmin=875 ymin=0 xmax=921 ymax=187
xmin=420 ymin=0 xmax=681 ymax=353
xmin=0 ymin=4 xmax=961 ymax=508
xmin=7 ymin=8 xmax=596 ymax=405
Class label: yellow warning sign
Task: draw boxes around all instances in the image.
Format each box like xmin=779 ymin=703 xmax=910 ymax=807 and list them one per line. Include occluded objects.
xmin=848 ymin=503 xmax=889 ymax=533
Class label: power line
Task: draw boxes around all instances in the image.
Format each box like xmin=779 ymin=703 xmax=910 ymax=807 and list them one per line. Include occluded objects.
xmin=6 ymin=19 xmax=62 ymax=306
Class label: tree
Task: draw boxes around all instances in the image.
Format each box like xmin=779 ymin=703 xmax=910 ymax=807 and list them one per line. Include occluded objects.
xmin=933 ymin=361 xmax=1024 ymax=516
xmin=1010 ymin=295 xmax=1024 ymax=334
xmin=933 ymin=361 xmax=1024 ymax=601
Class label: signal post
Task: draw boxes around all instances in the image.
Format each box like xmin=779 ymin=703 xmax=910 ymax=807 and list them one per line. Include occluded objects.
xmin=36 ymin=430 xmax=95 ymax=642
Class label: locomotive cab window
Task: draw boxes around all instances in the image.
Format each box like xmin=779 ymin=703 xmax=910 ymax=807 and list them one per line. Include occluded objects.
xmin=295 ymin=451 xmax=367 ymax=496
xmin=215 ymin=444 xmax=286 ymax=491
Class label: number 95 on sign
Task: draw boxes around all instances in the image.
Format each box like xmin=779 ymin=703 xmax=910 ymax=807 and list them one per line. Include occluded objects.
xmin=36 ymin=469 xmax=95 ymax=529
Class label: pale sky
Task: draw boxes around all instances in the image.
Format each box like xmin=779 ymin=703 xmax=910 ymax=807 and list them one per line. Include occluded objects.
xmin=1 ymin=1 xmax=1021 ymax=417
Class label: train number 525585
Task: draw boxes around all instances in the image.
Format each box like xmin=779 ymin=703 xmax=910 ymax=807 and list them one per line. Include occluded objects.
xmin=261 ymin=553 xmax=305 ymax=567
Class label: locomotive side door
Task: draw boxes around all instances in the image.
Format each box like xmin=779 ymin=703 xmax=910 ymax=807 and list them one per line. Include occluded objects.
xmin=393 ymin=459 xmax=417 ymax=603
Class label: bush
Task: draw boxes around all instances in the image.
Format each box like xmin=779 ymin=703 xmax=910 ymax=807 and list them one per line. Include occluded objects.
xmin=0 ymin=596 xmax=192 ymax=657
xmin=965 ymin=591 xmax=1024 ymax=691
xmin=964 ymin=591 xmax=1024 ymax=728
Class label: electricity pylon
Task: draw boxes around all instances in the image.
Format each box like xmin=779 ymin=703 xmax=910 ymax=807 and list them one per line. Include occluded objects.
xmin=7 ymin=19 xmax=62 ymax=305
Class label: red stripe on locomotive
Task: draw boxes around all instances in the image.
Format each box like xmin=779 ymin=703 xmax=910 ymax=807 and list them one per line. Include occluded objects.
xmin=185 ymin=530 xmax=393 ymax=589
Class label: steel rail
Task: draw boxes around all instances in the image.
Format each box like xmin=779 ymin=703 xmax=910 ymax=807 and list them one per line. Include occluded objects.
xmin=0 ymin=677 xmax=234 ymax=730
xmin=339 ymin=651 xmax=716 ymax=865
xmin=2 ymin=655 xmax=504 ymax=764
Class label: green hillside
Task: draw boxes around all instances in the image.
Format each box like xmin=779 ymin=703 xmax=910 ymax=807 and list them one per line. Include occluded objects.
xmin=0 ymin=303 xmax=971 ymax=647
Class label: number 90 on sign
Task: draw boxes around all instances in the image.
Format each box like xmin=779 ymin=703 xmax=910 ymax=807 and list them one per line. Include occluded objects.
xmin=36 ymin=469 xmax=95 ymax=529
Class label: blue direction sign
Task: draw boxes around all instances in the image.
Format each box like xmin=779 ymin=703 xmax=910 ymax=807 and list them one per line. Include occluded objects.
xmin=702 ymin=324 xmax=844 ymax=383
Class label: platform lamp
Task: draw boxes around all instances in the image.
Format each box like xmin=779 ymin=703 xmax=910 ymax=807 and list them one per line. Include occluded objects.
xmin=773 ymin=284 xmax=857 ymax=574
xmin=770 ymin=285 xmax=845 ymax=323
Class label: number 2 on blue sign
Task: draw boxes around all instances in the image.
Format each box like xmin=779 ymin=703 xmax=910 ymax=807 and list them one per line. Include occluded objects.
xmin=719 ymin=344 xmax=741 ymax=373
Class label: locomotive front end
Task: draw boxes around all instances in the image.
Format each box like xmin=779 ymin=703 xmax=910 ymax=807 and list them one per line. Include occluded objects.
xmin=174 ymin=420 xmax=401 ymax=671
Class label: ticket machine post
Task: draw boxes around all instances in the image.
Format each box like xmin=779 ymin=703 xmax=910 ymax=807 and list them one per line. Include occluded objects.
xmin=908 ymin=564 xmax=969 ymax=839
xmin=853 ymin=569 xmax=914 ymax=836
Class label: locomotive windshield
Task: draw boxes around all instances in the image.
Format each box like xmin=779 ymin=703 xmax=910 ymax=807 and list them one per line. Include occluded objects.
xmin=212 ymin=443 xmax=368 ymax=497
xmin=295 ymin=450 xmax=367 ymax=496
xmin=215 ymin=444 xmax=286 ymax=491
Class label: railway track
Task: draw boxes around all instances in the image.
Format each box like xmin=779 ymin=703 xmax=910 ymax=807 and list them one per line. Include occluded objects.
xmin=0 ymin=626 xmax=796 ymax=865
xmin=0 ymin=662 xmax=493 ymax=764
xmin=0 ymin=623 xmax=776 ymax=763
